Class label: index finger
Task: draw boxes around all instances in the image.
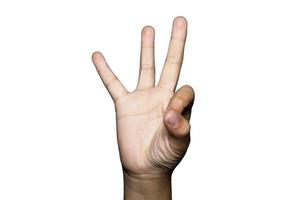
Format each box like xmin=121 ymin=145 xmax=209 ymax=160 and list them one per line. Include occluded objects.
xmin=158 ymin=16 xmax=187 ymax=91
xmin=92 ymin=52 xmax=128 ymax=102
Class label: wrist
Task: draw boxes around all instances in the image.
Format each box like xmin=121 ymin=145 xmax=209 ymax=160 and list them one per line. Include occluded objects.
xmin=123 ymin=170 xmax=172 ymax=200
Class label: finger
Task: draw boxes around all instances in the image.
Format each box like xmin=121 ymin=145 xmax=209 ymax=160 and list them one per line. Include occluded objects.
xmin=92 ymin=51 xmax=128 ymax=102
xmin=158 ymin=16 xmax=187 ymax=91
xmin=136 ymin=26 xmax=155 ymax=90
xmin=164 ymin=85 xmax=195 ymax=137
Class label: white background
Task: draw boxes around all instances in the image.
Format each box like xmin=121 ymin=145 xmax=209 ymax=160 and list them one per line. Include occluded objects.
xmin=0 ymin=0 xmax=300 ymax=199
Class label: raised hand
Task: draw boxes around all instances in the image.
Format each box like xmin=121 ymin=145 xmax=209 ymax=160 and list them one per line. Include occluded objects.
xmin=92 ymin=16 xmax=195 ymax=199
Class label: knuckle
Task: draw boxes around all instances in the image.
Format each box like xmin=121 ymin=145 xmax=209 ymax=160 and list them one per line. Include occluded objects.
xmin=183 ymin=85 xmax=194 ymax=93
xmin=181 ymin=85 xmax=195 ymax=99
xmin=105 ymin=77 xmax=118 ymax=88
xmin=165 ymin=55 xmax=181 ymax=65
xmin=173 ymin=96 xmax=185 ymax=109
xmin=182 ymin=122 xmax=191 ymax=135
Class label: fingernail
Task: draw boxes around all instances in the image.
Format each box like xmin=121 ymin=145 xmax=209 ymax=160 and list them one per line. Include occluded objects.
xmin=174 ymin=16 xmax=187 ymax=28
xmin=166 ymin=110 xmax=180 ymax=128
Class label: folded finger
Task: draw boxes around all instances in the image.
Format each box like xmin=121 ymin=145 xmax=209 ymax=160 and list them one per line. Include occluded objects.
xmin=164 ymin=85 xmax=195 ymax=137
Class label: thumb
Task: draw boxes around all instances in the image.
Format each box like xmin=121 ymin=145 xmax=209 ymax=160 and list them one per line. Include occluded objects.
xmin=164 ymin=85 xmax=195 ymax=138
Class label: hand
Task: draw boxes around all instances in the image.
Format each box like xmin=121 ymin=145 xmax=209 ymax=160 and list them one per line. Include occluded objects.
xmin=92 ymin=16 xmax=195 ymax=199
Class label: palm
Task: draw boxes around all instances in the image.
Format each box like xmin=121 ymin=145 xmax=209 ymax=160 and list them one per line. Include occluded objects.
xmin=93 ymin=17 xmax=192 ymax=175
xmin=116 ymin=87 xmax=180 ymax=174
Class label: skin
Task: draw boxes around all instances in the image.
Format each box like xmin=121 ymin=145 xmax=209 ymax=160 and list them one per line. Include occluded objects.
xmin=92 ymin=16 xmax=195 ymax=200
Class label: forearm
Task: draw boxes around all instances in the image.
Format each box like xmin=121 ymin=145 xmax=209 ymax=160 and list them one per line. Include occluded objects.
xmin=123 ymin=170 xmax=172 ymax=200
